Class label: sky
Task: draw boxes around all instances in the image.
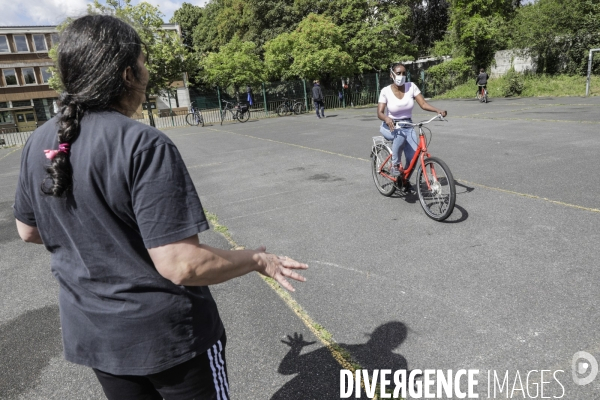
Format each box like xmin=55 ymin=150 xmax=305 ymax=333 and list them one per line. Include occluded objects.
xmin=0 ymin=0 xmax=208 ymax=26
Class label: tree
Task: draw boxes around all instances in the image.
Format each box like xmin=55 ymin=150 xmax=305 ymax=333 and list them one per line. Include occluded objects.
xmin=510 ymin=0 xmax=600 ymax=74
xmin=89 ymin=0 xmax=192 ymax=97
xmin=433 ymin=0 xmax=519 ymax=68
xmin=410 ymin=0 xmax=451 ymax=54
xmin=171 ymin=2 xmax=204 ymax=49
xmin=347 ymin=1 xmax=416 ymax=72
xmin=264 ymin=13 xmax=353 ymax=80
xmin=200 ymin=36 xmax=266 ymax=100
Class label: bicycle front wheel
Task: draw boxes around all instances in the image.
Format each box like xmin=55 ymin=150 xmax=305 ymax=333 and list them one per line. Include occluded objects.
xmin=416 ymin=157 xmax=456 ymax=221
xmin=237 ymin=110 xmax=250 ymax=122
xmin=294 ymin=103 xmax=306 ymax=115
xmin=371 ymin=145 xmax=396 ymax=197
xmin=276 ymin=104 xmax=288 ymax=117
xmin=186 ymin=112 xmax=200 ymax=126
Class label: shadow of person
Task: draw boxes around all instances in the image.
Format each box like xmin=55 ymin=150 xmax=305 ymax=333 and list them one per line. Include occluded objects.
xmin=271 ymin=321 xmax=412 ymax=400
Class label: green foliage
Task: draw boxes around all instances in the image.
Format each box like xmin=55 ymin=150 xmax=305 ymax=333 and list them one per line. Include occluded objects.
xmin=426 ymin=57 xmax=473 ymax=94
xmin=88 ymin=0 xmax=192 ymax=96
xmin=501 ymin=66 xmax=524 ymax=97
xmin=510 ymin=0 xmax=600 ymax=75
xmin=263 ymin=13 xmax=353 ymax=80
xmin=171 ymin=2 xmax=203 ymax=48
xmin=347 ymin=1 xmax=416 ymax=72
xmin=437 ymin=0 xmax=517 ymax=68
xmin=200 ymin=36 xmax=266 ymax=98
xmin=434 ymin=73 xmax=600 ymax=99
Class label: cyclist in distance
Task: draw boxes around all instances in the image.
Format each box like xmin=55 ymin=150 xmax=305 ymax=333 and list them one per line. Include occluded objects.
xmin=476 ymin=68 xmax=489 ymax=97
xmin=377 ymin=63 xmax=447 ymax=179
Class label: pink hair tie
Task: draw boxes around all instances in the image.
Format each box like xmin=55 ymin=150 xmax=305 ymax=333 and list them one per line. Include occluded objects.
xmin=44 ymin=150 xmax=59 ymax=160
xmin=43 ymin=143 xmax=70 ymax=160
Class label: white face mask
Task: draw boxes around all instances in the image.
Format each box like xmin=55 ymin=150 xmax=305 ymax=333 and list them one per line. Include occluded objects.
xmin=391 ymin=70 xmax=406 ymax=86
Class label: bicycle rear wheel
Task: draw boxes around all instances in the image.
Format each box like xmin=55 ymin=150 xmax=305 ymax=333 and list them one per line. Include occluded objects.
xmin=237 ymin=110 xmax=250 ymax=122
xmin=483 ymin=90 xmax=488 ymax=103
xmin=220 ymin=110 xmax=227 ymax=125
xmin=198 ymin=114 xmax=204 ymax=127
xmin=276 ymin=104 xmax=288 ymax=117
xmin=186 ymin=112 xmax=200 ymax=126
xmin=294 ymin=103 xmax=306 ymax=115
xmin=416 ymin=157 xmax=456 ymax=221
xmin=371 ymin=145 xmax=396 ymax=197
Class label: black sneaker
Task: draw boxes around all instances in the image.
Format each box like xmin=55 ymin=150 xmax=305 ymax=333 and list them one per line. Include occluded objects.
xmin=401 ymin=181 xmax=414 ymax=193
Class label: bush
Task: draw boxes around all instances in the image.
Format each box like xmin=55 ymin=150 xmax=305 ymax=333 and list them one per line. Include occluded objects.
xmin=501 ymin=66 xmax=525 ymax=97
xmin=426 ymin=57 xmax=473 ymax=95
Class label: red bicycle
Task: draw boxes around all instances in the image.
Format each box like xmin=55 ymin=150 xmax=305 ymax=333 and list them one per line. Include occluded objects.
xmin=370 ymin=114 xmax=456 ymax=221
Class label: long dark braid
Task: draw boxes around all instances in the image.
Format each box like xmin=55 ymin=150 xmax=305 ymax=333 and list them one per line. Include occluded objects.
xmin=42 ymin=15 xmax=143 ymax=197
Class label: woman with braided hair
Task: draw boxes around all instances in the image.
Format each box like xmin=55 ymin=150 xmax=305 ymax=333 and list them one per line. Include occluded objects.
xmin=14 ymin=15 xmax=307 ymax=400
xmin=377 ymin=63 xmax=447 ymax=188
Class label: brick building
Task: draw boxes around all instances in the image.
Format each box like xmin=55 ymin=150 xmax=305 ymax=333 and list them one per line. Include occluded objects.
xmin=0 ymin=26 xmax=59 ymax=133
xmin=0 ymin=24 xmax=189 ymax=134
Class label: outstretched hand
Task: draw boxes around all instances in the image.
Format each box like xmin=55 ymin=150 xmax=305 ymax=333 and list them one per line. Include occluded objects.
xmin=281 ymin=332 xmax=316 ymax=349
xmin=253 ymin=246 xmax=308 ymax=292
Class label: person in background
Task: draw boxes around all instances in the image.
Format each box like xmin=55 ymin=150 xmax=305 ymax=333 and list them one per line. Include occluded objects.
xmin=14 ymin=15 xmax=307 ymax=400
xmin=312 ymin=80 xmax=325 ymax=119
xmin=377 ymin=63 xmax=447 ymax=186
xmin=247 ymin=85 xmax=254 ymax=106
xmin=476 ymin=68 xmax=489 ymax=97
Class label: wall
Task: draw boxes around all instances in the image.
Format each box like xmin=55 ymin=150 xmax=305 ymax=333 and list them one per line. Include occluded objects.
xmin=491 ymin=50 xmax=535 ymax=77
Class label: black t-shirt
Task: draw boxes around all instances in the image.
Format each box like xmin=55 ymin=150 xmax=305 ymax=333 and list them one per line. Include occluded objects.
xmin=476 ymin=73 xmax=489 ymax=85
xmin=14 ymin=111 xmax=223 ymax=375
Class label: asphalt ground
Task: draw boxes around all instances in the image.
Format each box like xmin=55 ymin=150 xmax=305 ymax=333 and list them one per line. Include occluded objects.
xmin=1 ymin=95 xmax=599 ymax=399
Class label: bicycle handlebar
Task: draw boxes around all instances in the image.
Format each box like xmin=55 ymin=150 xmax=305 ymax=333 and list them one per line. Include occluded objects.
xmin=394 ymin=114 xmax=447 ymax=128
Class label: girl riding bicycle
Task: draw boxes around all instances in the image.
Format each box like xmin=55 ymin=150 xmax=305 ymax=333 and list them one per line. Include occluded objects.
xmin=377 ymin=63 xmax=447 ymax=180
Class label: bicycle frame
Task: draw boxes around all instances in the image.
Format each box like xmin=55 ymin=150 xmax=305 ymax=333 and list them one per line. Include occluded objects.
xmin=376 ymin=115 xmax=445 ymax=191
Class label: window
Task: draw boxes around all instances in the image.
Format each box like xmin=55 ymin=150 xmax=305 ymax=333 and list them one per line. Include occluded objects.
xmin=2 ymin=69 xmax=18 ymax=86
xmin=13 ymin=35 xmax=30 ymax=52
xmin=33 ymin=98 xmax=56 ymax=121
xmin=12 ymin=100 xmax=32 ymax=107
xmin=22 ymin=68 xmax=37 ymax=85
xmin=0 ymin=111 xmax=13 ymax=124
xmin=0 ymin=36 xmax=9 ymax=53
xmin=40 ymin=67 xmax=52 ymax=83
xmin=33 ymin=34 xmax=47 ymax=52
xmin=0 ymin=102 xmax=8 ymax=109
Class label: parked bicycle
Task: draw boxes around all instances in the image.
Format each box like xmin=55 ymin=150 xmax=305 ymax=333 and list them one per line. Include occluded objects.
xmin=370 ymin=114 xmax=456 ymax=221
xmin=185 ymin=101 xmax=204 ymax=127
xmin=220 ymin=100 xmax=250 ymax=125
xmin=276 ymin=97 xmax=306 ymax=117
xmin=477 ymin=85 xmax=488 ymax=103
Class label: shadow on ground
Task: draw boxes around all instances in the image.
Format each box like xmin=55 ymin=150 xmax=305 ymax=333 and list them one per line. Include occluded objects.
xmin=271 ymin=321 xmax=413 ymax=400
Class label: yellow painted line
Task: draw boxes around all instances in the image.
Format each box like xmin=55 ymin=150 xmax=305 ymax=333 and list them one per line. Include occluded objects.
xmin=453 ymin=115 xmax=600 ymax=124
xmin=202 ymin=126 xmax=369 ymax=162
xmin=457 ymin=179 xmax=600 ymax=213
xmin=0 ymin=147 xmax=22 ymax=160
xmin=203 ymin=127 xmax=599 ymax=215
xmin=203 ymin=212 xmax=375 ymax=395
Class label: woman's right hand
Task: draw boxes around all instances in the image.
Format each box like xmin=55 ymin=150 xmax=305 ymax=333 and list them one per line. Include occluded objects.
xmin=385 ymin=117 xmax=395 ymax=131
xmin=253 ymin=246 xmax=308 ymax=292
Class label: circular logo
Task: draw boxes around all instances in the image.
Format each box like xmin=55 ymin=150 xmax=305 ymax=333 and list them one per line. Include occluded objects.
xmin=572 ymin=351 xmax=598 ymax=386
